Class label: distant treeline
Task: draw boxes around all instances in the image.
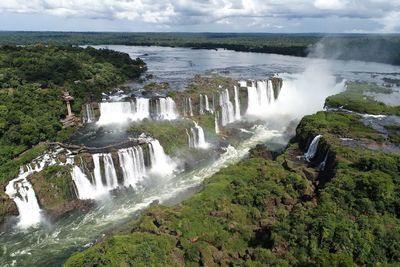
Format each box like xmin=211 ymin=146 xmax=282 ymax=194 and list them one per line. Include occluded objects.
xmin=1 ymin=32 xmax=400 ymax=65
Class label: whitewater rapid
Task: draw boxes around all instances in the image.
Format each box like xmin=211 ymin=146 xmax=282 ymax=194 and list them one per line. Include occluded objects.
xmin=0 ymin=125 xmax=288 ymax=267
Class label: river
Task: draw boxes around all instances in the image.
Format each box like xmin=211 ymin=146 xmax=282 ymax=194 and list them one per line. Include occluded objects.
xmin=1 ymin=46 xmax=400 ymax=267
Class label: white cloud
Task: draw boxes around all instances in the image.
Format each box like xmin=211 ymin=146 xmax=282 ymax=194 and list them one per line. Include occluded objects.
xmin=314 ymin=0 xmax=347 ymax=10
xmin=0 ymin=0 xmax=399 ymax=32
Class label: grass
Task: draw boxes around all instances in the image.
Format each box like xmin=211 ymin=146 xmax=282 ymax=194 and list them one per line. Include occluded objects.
xmin=325 ymin=82 xmax=400 ymax=115
xmin=0 ymin=143 xmax=47 ymax=184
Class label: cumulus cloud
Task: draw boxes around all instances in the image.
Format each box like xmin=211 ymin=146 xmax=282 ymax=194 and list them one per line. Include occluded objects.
xmin=0 ymin=0 xmax=399 ymax=32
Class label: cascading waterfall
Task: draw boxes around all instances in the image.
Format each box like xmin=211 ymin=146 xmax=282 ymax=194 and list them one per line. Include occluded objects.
xmin=204 ymin=95 xmax=210 ymax=113
xmin=183 ymin=97 xmax=194 ymax=117
xmin=238 ymin=80 xmax=248 ymax=87
xmin=155 ymin=97 xmax=178 ymax=120
xmin=135 ymin=98 xmax=151 ymax=120
xmin=149 ymin=139 xmax=176 ymax=176
xmin=304 ymin=135 xmax=322 ymax=162
xmin=118 ymin=146 xmax=146 ymax=188
xmin=71 ymin=139 xmax=176 ymax=199
xmin=83 ymin=104 xmax=95 ymax=123
xmin=234 ymin=86 xmax=241 ymax=120
xmin=199 ymin=94 xmax=204 ymax=115
xmin=246 ymin=80 xmax=275 ymax=116
xmin=186 ymin=129 xmax=193 ymax=148
xmin=98 ymin=97 xmax=178 ymax=124
xmin=199 ymin=94 xmax=211 ymax=115
xmin=97 ymin=99 xmax=150 ymax=125
xmin=103 ymin=154 xmax=119 ymax=189
xmin=5 ymin=152 xmax=63 ymax=228
xmin=187 ymin=121 xmax=209 ymax=149
xmin=215 ymin=111 xmax=220 ymax=134
xmin=188 ymin=98 xmax=194 ymax=117
xmin=92 ymin=154 xmax=107 ymax=194
xmin=71 ymin=166 xmax=99 ymax=200
xmin=5 ymin=168 xmax=42 ymax=228
xmin=220 ymin=89 xmax=235 ymax=126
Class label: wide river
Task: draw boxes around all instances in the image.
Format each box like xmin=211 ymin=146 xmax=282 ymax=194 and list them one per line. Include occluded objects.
xmin=1 ymin=46 xmax=400 ymax=267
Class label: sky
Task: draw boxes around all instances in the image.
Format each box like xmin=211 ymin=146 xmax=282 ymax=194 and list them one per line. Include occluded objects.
xmin=0 ymin=0 xmax=399 ymax=33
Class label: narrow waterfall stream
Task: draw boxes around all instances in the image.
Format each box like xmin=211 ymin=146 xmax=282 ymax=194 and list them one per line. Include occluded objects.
xmin=304 ymin=134 xmax=323 ymax=162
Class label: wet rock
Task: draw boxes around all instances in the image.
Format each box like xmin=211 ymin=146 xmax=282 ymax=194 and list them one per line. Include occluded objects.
xmin=249 ymin=144 xmax=276 ymax=160
xmin=0 ymin=191 xmax=19 ymax=231
xmin=45 ymin=199 xmax=95 ymax=222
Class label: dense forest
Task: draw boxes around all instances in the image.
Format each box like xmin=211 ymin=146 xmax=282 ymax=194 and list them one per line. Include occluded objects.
xmin=0 ymin=32 xmax=400 ymax=65
xmin=0 ymin=45 xmax=146 ymax=181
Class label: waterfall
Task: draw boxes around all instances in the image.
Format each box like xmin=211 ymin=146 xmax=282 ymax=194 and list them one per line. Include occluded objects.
xmin=97 ymin=100 xmax=150 ymax=125
xmin=103 ymin=154 xmax=119 ymax=189
xmin=238 ymin=80 xmax=247 ymax=87
xmin=156 ymin=97 xmax=178 ymax=120
xmin=71 ymin=166 xmax=99 ymax=200
xmin=118 ymin=146 xmax=146 ymax=188
xmin=5 ymin=153 xmax=61 ymax=228
xmin=135 ymin=98 xmax=151 ymax=120
xmin=5 ymin=168 xmax=42 ymax=228
xmin=246 ymin=80 xmax=276 ymax=116
xmin=199 ymin=94 xmax=204 ymax=115
xmin=149 ymin=139 xmax=175 ymax=176
xmin=98 ymin=97 xmax=179 ymax=124
xmin=317 ymin=151 xmax=329 ymax=171
xmin=304 ymin=135 xmax=322 ymax=162
xmin=187 ymin=121 xmax=209 ymax=149
xmin=220 ymin=89 xmax=235 ymax=126
xmin=188 ymin=98 xmax=194 ymax=117
xmin=194 ymin=121 xmax=208 ymax=149
xmin=234 ymin=86 xmax=241 ymax=120
xmin=92 ymin=154 xmax=107 ymax=194
xmin=204 ymin=95 xmax=210 ymax=112
xmin=83 ymin=104 xmax=95 ymax=123
xmin=199 ymin=94 xmax=211 ymax=115
xmin=215 ymin=111 xmax=220 ymax=134
xmin=183 ymin=97 xmax=193 ymax=117
xmin=71 ymin=140 xmax=176 ymax=199
xmin=186 ymin=129 xmax=193 ymax=148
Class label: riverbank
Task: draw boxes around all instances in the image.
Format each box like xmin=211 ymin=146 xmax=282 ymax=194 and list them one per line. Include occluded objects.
xmin=65 ymin=83 xmax=400 ymax=266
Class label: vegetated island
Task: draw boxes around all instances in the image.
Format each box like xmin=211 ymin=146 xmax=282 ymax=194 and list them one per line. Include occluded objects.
xmin=65 ymin=82 xmax=400 ymax=266
xmin=1 ymin=32 xmax=400 ymax=65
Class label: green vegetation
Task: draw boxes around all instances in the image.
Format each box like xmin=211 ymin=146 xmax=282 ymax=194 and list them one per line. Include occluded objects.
xmin=0 ymin=45 xmax=145 ymax=182
xmin=295 ymin=111 xmax=385 ymax=144
xmin=1 ymin=32 xmax=400 ymax=65
xmin=385 ymin=124 xmax=400 ymax=145
xmin=325 ymin=82 xmax=400 ymax=115
xmin=129 ymin=116 xmax=216 ymax=155
xmin=30 ymin=165 xmax=76 ymax=210
xmin=130 ymin=120 xmax=193 ymax=155
xmin=0 ymin=144 xmax=47 ymax=183
xmin=65 ymin=105 xmax=400 ymax=266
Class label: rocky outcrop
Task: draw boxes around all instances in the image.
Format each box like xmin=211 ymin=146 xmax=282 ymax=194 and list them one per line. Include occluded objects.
xmin=0 ymin=190 xmax=18 ymax=230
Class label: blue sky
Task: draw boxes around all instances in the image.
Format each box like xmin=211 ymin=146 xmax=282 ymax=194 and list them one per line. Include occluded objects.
xmin=0 ymin=0 xmax=399 ymax=33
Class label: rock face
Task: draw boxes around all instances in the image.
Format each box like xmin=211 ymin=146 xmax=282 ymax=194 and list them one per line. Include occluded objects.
xmin=0 ymin=190 xmax=18 ymax=229
xmin=249 ymin=144 xmax=275 ymax=160
xmin=45 ymin=199 xmax=95 ymax=222
xmin=29 ymin=165 xmax=77 ymax=211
